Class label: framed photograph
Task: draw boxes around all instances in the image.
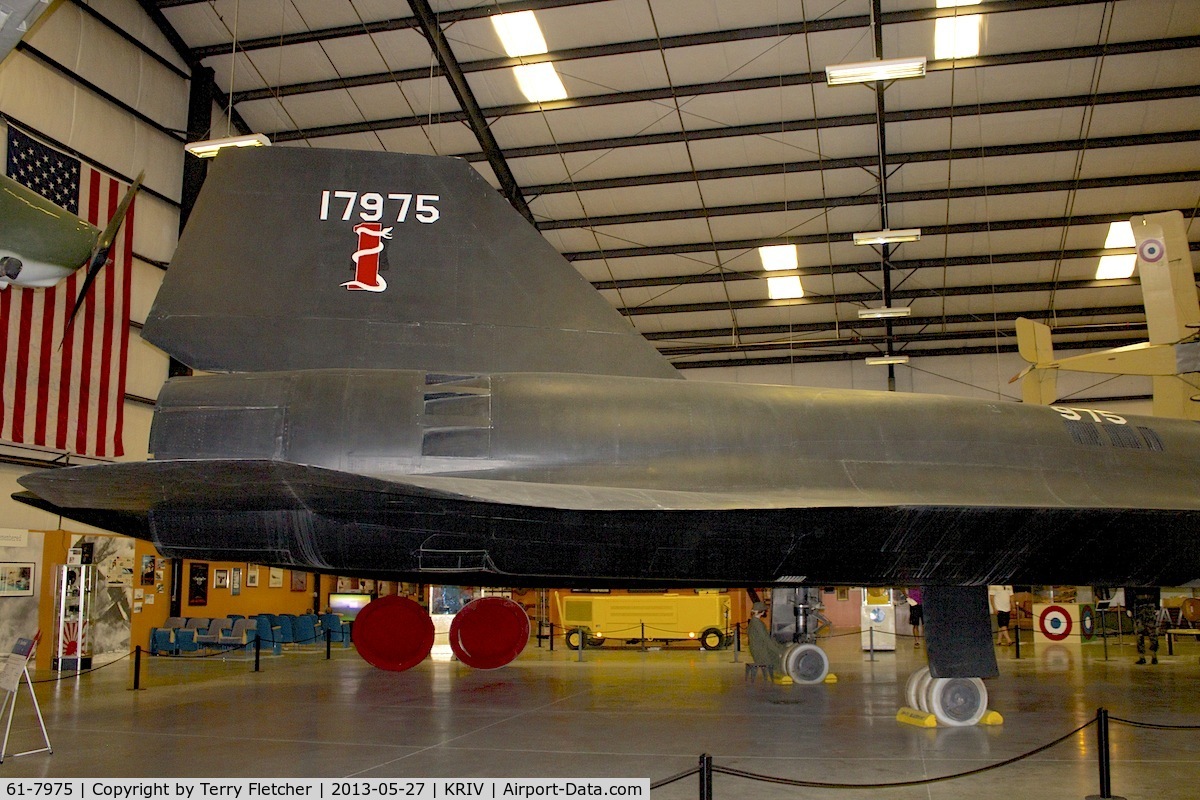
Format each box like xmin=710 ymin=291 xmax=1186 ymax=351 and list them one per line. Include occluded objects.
xmin=140 ymin=555 xmax=156 ymax=586
xmin=290 ymin=570 xmax=307 ymax=592
xmin=231 ymin=567 xmax=242 ymax=596
xmin=214 ymin=568 xmax=229 ymax=589
xmin=245 ymin=565 xmax=259 ymax=588
xmin=188 ymin=562 xmax=209 ymax=606
xmin=0 ymin=562 xmax=34 ymax=597
xmin=269 ymin=567 xmax=283 ymax=588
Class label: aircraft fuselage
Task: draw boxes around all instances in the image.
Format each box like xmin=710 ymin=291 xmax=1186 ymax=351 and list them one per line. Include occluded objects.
xmin=124 ymin=368 xmax=1200 ymax=588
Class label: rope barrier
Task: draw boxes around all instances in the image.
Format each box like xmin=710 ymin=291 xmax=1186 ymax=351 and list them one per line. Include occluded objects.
xmin=649 ymin=766 xmax=699 ymax=790
xmin=26 ymin=650 xmax=133 ymax=683
xmin=651 ymin=708 xmax=1200 ymax=795
xmin=708 ymin=718 xmax=1095 ymax=790
xmin=1110 ymin=716 xmax=1200 ymax=731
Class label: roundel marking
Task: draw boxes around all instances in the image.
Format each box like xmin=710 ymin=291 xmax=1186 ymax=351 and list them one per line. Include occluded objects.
xmin=1080 ymin=605 xmax=1095 ymax=638
xmin=1138 ymin=238 xmax=1165 ymax=263
xmin=1038 ymin=604 xmax=1073 ymax=642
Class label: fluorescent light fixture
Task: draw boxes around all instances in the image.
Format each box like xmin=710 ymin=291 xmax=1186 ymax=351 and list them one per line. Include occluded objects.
xmin=1105 ymin=221 xmax=1136 ymax=248
xmin=858 ymin=306 xmax=912 ymax=319
xmin=491 ymin=10 xmax=548 ymax=57
xmin=865 ymin=354 xmax=909 ymax=366
xmin=1095 ymin=221 xmax=1137 ymax=279
xmin=935 ymin=15 xmax=981 ymax=59
xmin=758 ymin=244 xmax=798 ymax=271
xmin=767 ymin=276 xmax=804 ymax=300
xmin=1096 ymin=255 xmax=1136 ymax=280
xmin=513 ymin=62 xmax=567 ymax=102
xmin=826 ymin=57 xmax=926 ymax=86
xmin=936 ymin=0 xmax=981 ymax=7
xmin=184 ymin=133 xmax=271 ymax=158
xmin=853 ymin=228 xmax=922 ymax=246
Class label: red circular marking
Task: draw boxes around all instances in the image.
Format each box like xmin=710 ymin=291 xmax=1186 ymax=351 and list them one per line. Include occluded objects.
xmin=353 ymin=595 xmax=434 ymax=671
xmin=1038 ymin=604 xmax=1073 ymax=641
xmin=449 ymin=597 xmax=530 ymax=670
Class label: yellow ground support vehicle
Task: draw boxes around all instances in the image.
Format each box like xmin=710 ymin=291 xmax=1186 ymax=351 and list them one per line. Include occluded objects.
xmin=553 ymin=591 xmax=733 ymax=650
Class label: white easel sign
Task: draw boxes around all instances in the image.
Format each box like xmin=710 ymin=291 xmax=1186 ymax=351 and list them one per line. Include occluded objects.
xmin=0 ymin=632 xmax=52 ymax=762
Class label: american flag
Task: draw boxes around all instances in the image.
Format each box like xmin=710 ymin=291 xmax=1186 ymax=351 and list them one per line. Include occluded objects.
xmin=1 ymin=126 xmax=133 ymax=458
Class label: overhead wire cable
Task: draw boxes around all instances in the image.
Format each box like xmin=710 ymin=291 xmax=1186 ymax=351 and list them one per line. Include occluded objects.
xmin=1046 ymin=0 xmax=1117 ymax=318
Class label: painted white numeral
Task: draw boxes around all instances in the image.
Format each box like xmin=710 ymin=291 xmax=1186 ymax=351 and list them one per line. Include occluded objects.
xmin=359 ymin=192 xmax=384 ymax=221
xmin=388 ymin=193 xmax=412 ymax=222
xmin=1052 ymin=406 xmax=1126 ymax=425
xmin=333 ymin=190 xmax=358 ymax=221
xmin=416 ymin=194 xmax=440 ymax=223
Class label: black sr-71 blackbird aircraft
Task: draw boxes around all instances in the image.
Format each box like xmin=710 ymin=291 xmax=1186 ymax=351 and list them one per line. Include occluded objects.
xmin=15 ymin=147 xmax=1200 ymax=726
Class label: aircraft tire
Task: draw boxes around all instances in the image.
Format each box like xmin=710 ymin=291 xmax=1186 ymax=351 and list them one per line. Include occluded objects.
xmin=699 ymin=628 xmax=725 ymax=650
xmin=926 ymin=677 xmax=988 ymax=727
xmin=782 ymin=642 xmax=829 ymax=684
xmin=448 ymin=597 xmax=530 ymax=670
xmin=905 ymin=666 xmax=932 ymax=711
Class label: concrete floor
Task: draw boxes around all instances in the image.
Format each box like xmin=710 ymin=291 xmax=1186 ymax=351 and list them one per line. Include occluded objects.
xmin=2 ymin=630 xmax=1198 ymax=799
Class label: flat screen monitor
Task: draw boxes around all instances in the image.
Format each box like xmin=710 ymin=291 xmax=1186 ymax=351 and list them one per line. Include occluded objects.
xmin=329 ymin=593 xmax=372 ymax=621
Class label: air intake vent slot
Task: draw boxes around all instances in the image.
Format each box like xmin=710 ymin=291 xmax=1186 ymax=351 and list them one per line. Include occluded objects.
xmin=419 ymin=374 xmax=492 ymax=458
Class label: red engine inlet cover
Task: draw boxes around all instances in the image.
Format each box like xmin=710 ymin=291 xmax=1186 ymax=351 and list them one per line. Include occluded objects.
xmin=353 ymin=595 xmax=435 ymax=671
xmin=448 ymin=596 xmax=530 ymax=669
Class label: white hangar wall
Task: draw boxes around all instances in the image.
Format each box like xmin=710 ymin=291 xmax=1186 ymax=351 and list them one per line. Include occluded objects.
xmin=0 ymin=0 xmax=187 ymax=533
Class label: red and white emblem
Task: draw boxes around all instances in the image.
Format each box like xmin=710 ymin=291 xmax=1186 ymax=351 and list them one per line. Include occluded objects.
xmin=341 ymin=222 xmax=392 ymax=292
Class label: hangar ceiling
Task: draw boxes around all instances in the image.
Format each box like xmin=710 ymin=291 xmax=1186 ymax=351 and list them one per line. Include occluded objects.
xmin=144 ymin=0 xmax=1199 ymax=372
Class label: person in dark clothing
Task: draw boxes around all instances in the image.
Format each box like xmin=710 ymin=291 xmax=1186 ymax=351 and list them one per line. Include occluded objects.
xmin=1127 ymin=586 xmax=1161 ymax=665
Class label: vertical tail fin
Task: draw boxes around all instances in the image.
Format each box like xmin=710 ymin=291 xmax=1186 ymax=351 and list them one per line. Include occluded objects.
xmin=143 ymin=147 xmax=678 ymax=380
xmin=1012 ymin=317 xmax=1058 ymax=404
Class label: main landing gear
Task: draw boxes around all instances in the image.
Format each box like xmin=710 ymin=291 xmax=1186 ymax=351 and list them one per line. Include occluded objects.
xmin=904 ymin=666 xmax=989 ymax=727
xmin=353 ymin=595 xmax=531 ymax=671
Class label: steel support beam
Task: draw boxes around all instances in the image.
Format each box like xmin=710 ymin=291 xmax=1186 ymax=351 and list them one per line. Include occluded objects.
xmin=647 ymin=308 xmax=1148 ymax=344
xmin=565 ymin=209 xmax=1200 ymax=262
xmin=618 ymin=276 xmax=1141 ymax=318
xmin=262 ymin=38 xmax=1199 ymax=143
xmin=406 ymin=0 xmax=533 ymax=224
xmin=214 ymin=0 xmax=1104 ymax=94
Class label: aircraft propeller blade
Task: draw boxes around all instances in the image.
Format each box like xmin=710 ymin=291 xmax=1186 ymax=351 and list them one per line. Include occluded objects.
xmin=63 ymin=172 xmax=143 ymax=339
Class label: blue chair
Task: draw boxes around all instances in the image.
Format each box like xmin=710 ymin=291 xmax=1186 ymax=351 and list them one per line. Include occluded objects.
xmin=319 ymin=613 xmax=351 ymax=648
xmin=174 ymin=628 xmax=199 ymax=654
xmin=254 ymin=615 xmax=282 ymax=655
xmin=293 ymin=614 xmax=320 ymax=646
xmin=275 ymin=614 xmax=296 ymax=645
xmin=149 ymin=627 xmax=176 ymax=655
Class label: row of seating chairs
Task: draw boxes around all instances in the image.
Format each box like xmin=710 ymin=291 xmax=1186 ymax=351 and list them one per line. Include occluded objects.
xmin=150 ymin=613 xmax=350 ymax=656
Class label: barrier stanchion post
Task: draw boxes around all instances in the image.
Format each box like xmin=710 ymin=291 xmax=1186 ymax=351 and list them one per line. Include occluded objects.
xmin=641 ymin=622 xmax=646 ymax=652
xmin=732 ymin=623 xmax=740 ymax=663
xmin=1086 ymin=707 xmax=1127 ymax=800
xmin=698 ymin=754 xmax=713 ymax=800
xmin=326 ymin=627 xmax=332 ymax=660
xmin=1014 ymin=624 xmax=1021 ymax=659
xmin=132 ymin=645 xmax=142 ymax=691
xmin=576 ymin=627 xmax=585 ymax=662
xmin=1101 ymin=609 xmax=1109 ymax=661
xmin=254 ymin=635 xmax=261 ymax=673
xmin=869 ymin=626 xmax=875 ymax=661
xmin=549 ymin=622 xmax=555 ymax=652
